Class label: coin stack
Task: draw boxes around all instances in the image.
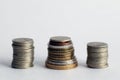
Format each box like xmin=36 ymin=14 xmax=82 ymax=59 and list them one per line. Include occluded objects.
xmin=46 ymin=36 xmax=78 ymax=70
xmin=87 ymin=42 xmax=108 ymax=69
xmin=12 ymin=38 xmax=34 ymax=69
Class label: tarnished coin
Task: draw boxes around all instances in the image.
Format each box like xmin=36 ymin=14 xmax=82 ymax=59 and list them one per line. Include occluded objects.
xmin=11 ymin=38 xmax=34 ymax=69
xmin=87 ymin=42 xmax=108 ymax=69
xmin=46 ymin=58 xmax=77 ymax=66
xmin=87 ymin=47 xmax=108 ymax=52
xmin=87 ymin=42 xmax=108 ymax=48
xmin=48 ymin=47 xmax=74 ymax=53
xmin=50 ymin=36 xmax=71 ymax=42
xmin=46 ymin=36 xmax=78 ymax=70
xmin=46 ymin=62 xmax=78 ymax=70
xmin=12 ymin=38 xmax=33 ymax=44
xmin=48 ymin=44 xmax=73 ymax=49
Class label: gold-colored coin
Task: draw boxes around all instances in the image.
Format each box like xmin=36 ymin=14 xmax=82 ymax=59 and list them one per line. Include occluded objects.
xmin=48 ymin=48 xmax=74 ymax=53
xmin=48 ymin=52 xmax=74 ymax=56
xmin=46 ymin=63 xmax=78 ymax=70
xmin=48 ymin=56 xmax=73 ymax=60
xmin=47 ymin=56 xmax=75 ymax=61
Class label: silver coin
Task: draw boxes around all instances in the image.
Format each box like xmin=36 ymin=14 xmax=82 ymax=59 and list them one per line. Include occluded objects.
xmin=48 ymin=44 xmax=73 ymax=49
xmin=86 ymin=42 xmax=108 ymax=69
xmin=87 ymin=63 xmax=108 ymax=69
xmin=50 ymin=36 xmax=71 ymax=42
xmin=87 ymin=52 xmax=108 ymax=57
xmin=87 ymin=57 xmax=108 ymax=64
xmin=87 ymin=47 xmax=108 ymax=52
xmin=11 ymin=38 xmax=34 ymax=69
xmin=12 ymin=38 xmax=33 ymax=44
xmin=87 ymin=42 xmax=108 ymax=48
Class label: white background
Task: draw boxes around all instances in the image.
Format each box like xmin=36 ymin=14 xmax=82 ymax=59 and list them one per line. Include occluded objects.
xmin=0 ymin=0 xmax=120 ymax=80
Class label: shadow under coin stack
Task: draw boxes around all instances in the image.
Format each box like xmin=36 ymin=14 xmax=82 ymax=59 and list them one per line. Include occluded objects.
xmin=87 ymin=42 xmax=108 ymax=69
xmin=12 ymin=38 xmax=34 ymax=69
xmin=46 ymin=36 xmax=78 ymax=70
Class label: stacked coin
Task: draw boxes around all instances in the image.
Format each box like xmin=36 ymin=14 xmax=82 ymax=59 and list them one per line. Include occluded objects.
xmin=87 ymin=42 xmax=108 ymax=69
xmin=46 ymin=36 xmax=78 ymax=70
xmin=12 ymin=38 xmax=34 ymax=69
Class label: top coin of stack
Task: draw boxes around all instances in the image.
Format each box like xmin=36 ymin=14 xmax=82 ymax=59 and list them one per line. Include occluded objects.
xmin=87 ymin=42 xmax=108 ymax=69
xmin=46 ymin=36 xmax=78 ymax=70
xmin=12 ymin=38 xmax=34 ymax=69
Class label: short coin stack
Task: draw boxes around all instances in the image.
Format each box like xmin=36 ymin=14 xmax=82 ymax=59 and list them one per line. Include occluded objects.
xmin=12 ymin=38 xmax=34 ymax=69
xmin=46 ymin=36 xmax=78 ymax=70
xmin=87 ymin=42 xmax=108 ymax=69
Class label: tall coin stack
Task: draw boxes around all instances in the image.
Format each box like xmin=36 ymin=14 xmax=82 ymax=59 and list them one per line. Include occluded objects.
xmin=12 ymin=38 xmax=34 ymax=69
xmin=46 ymin=36 xmax=78 ymax=70
xmin=87 ymin=42 xmax=108 ymax=69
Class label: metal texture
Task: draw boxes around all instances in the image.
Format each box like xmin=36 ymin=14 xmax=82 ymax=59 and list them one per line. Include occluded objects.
xmin=87 ymin=42 xmax=108 ymax=69
xmin=12 ymin=38 xmax=34 ymax=69
xmin=46 ymin=36 xmax=78 ymax=70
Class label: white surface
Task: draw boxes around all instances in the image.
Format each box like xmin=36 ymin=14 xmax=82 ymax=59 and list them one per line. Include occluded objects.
xmin=0 ymin=0 xmax=120 ymax=80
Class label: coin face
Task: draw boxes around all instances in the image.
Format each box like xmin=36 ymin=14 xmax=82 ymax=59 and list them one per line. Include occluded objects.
xmin=87 ymin=42 xmax=108 ymax=48
xmin=50 ymin=36 xmax=71 ymax=42
xmin=12 ymin=38 xmax=33 ymax=44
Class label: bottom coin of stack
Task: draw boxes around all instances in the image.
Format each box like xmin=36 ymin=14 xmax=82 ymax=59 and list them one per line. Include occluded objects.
xmin=46 ymin=36 xmax=78 ymax=70
xmin=11 ymin=38 xmax=34 ymax=69
xmin=87 ymin=42 xmax=108 ymax=69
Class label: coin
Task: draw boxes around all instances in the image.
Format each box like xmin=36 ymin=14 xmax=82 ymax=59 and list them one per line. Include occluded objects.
xmin=46 ymin=58 xmax=77 ymax=66
xmin=87 ymin=47 xmax=108 ymax=52
xmin=49 ymin=41 xmax=72 ymax=46
xmin=12 ymin=38 xmax=33 ymax=44
xmin=48 ymin=47 xmax=74 ymax=53
xmin=86 ymin=42 xmax=108 ymax=69
xmin=87 ymin=42 xmax=108 ymax=48
xmin=46 ymin=62 xmax=78 ymax=70
xmin=46 ymin=36 xmax=78 ymax=70
xmin=11 ymin=38 xmax=34 ymax=69
xmin=50 ymin=36 xmax=71 ymax=42
xmin=48 ymin=44 xmax=73 ymax=49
